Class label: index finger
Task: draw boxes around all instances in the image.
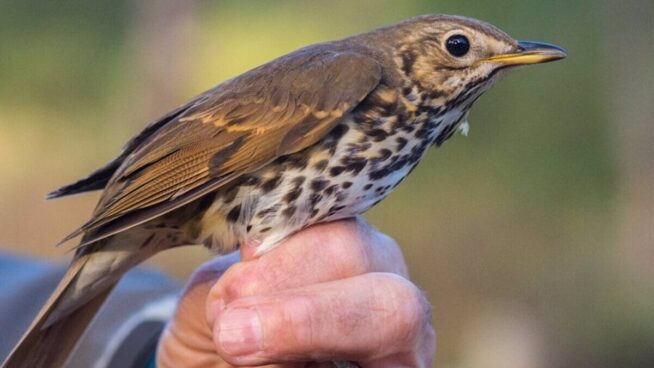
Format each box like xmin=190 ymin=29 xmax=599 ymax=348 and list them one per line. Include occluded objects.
xmin=215 ymin=218 xmax=408 ymax=304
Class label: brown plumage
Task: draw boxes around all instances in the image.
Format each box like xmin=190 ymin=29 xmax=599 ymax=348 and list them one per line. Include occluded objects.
xmin=60 ymin=50 xmax=382 ymax=249
xmin=2 ymin=14 xmax=565 ymax=368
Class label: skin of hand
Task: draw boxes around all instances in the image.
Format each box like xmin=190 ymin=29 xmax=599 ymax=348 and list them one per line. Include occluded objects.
xmin=157 ymin=218 xmax=435 ymax=368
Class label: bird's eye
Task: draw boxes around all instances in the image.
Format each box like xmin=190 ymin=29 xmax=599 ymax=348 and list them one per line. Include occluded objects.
xmin=445 ymin=35 xmax=470 ymax=57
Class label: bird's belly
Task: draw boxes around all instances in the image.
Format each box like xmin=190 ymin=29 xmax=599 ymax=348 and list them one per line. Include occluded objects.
xmin=196 ymin=117 xmax=438 ymax=255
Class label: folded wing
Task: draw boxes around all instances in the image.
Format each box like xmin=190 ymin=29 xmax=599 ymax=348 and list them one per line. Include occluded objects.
xmin=61 ymin=48 xmax=382 ymax=247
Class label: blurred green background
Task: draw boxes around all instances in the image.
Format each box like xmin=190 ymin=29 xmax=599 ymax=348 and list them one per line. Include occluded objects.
xmin=1 ymin=1 xmax=652 ymax=367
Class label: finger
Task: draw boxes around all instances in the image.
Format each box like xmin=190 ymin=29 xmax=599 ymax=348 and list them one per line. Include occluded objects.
xmin=211 ymin=273 xmax=433 ymax=367
xmin=240 ymin=239 xmax=260 ymax=262
xmin=158 ymin=277 xmax=229 ymax=367
xmin=240 ymin=218 xmax=406 ymax=273
xmin=159 ymin=253 xmax=309 ymax=368
xmin=215 ymin=219 xmax=407 ymax=306
xmin=158 ymin=252 xmax=241 ymax=367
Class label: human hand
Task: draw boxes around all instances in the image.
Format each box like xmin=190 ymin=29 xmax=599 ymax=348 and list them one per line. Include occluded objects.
xmin=157 ymin=218 xmax=435 ymax=367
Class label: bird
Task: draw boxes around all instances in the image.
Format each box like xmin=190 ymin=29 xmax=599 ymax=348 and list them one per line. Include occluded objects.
xmin=2 ymin=14 xmax=566 ymax=368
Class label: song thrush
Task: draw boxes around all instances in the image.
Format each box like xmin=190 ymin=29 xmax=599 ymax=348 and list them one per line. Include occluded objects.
xmin=3 ymin=14 xmax=566 ymax=368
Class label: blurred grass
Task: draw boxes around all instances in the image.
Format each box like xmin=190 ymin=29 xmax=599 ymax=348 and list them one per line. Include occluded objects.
xmin=0 ymin=1 xmax=652 ymax=367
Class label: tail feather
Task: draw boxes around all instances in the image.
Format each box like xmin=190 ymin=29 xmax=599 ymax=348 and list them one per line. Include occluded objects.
xmin=2 ymin=284 xmax=116 ymax=368
xmin=1 ymin=255 xmax=116 ymax=368
xmin=2 ymin=227 xmax=183 ymax=368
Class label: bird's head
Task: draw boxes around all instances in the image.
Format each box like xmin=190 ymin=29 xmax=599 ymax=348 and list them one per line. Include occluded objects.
xmin=387 ymin=15 xmax=567 ymax=105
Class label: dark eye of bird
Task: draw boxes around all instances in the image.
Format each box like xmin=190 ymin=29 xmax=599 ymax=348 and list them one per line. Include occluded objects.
xmin=445 ymin=35 xmax=470 ymax=57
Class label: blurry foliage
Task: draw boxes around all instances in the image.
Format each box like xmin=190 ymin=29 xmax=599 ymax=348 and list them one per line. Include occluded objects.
xmin=0 ymin=1 xmax=652 ymax=367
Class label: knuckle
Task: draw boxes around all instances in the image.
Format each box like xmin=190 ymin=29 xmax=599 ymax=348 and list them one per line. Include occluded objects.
xmin=403 ymin=284 xmax=431 ymax=328
xmin=334 ymin=241 xmax=371 ymax=276
xmin=350 ymin=219 xmax=405 ymax=275
xmin=402 ymin=282 xmax=430 ymax=321
xmin=308 ymin=218 xmax=402 ymax=278
xmin=328 ymin=219 xmax=366 ymax=247
xmin=215 ymin=262 xmax=258 ymax=301
xmin=370 ymin=232 xmax=407 ymax=274
xmin=373 ymin=273 xmax=432 ymax=343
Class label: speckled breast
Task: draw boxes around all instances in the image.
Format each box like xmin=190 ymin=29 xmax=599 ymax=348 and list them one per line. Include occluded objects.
xmin=193 ymin=87 xmax=467 ymax=255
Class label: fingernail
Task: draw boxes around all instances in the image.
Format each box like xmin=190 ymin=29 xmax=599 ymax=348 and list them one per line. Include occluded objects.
xmin=218 ymin=307 xmax=263 ymax=356
xmin=207 ymin=299 xmax=226 ymax=327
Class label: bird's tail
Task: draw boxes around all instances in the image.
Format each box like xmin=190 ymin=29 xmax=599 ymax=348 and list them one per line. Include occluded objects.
xmin=1 ymin=254 xmax=115 ymax=368
xmin=1 ymin=227 xmax=182 ymax=368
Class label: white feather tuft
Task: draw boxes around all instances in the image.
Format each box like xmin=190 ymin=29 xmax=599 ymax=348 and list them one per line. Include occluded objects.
xmin=458 ymin=115 xmax=470 ymax=136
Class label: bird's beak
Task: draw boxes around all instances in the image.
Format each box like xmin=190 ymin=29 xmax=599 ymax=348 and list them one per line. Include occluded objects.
xmin=484 ymin=41 xmax=567 ymax=66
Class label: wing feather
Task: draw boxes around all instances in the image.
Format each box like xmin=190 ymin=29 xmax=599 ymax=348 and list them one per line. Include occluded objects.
xmin=62 ymin=48 xmax=382 ymax=247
